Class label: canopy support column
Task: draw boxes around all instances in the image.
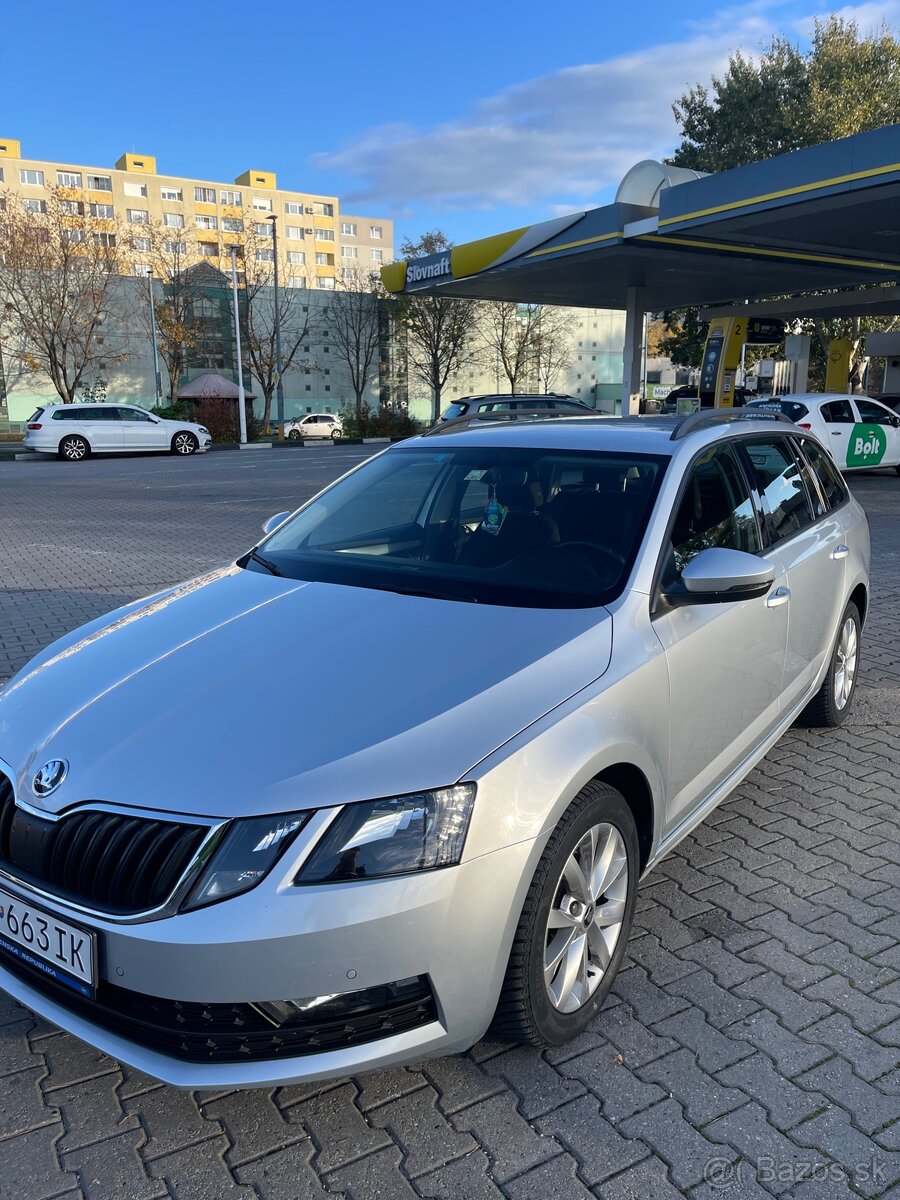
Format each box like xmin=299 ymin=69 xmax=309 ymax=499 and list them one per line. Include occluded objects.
xmin=622 ymin=286 xmax=644 ymax=415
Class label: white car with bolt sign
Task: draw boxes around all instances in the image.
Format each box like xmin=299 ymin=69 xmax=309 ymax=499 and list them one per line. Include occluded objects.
xmin=0 ymin=409 xmax=869 ymax=1087
xmin=747 ymin=393 xmax=900 ymax=473
xmin=23 ymin=403 xmax=211 ymax=460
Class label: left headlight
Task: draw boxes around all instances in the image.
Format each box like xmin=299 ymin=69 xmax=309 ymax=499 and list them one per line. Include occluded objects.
xmin=197 ymin=425 xmax=210 ymax=435
xmin=182 ymin=812 xmax=310 ymax=910
xmin=295 ymin=785 xmax=477 ymax=885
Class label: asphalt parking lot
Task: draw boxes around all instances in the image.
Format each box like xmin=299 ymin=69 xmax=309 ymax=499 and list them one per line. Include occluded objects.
xmin=0 ymin=447 xmax=898 ymax=1200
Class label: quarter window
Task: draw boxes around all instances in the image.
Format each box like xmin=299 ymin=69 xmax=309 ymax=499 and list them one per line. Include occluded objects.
xmin=744 ymin=438 xmax=814 ymax=544
xmin=671 ymin=444 xmax=761 ymax=572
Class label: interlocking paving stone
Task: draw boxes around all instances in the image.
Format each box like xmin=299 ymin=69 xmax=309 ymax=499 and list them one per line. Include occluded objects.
xmin=0 ymin=461 xmax=898 ymax=1200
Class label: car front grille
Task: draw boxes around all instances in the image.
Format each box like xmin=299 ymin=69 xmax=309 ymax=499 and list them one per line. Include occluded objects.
xmin=0 ymin=947 xmax=438 ymax=1062
xmin=0 ymin=769 xmax=210 ymax=915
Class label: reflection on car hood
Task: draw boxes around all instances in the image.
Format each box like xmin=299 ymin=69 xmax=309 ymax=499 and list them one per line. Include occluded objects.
xmin=0 ymin=567 xmax=613 ymax=819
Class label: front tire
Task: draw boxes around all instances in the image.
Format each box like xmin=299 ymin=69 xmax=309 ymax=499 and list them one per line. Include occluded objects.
xmin=59 ymin=435 xmax=89 ymax=461
xmin=288 ymin=429 xmax=301 ymax=440
xmin=171 ymin=431 xmax=198 ymax=456
xmin=797 ymin=600 xmax=861 ymax=728
xmin=492 ymin=781 xmax=638 ymax=1046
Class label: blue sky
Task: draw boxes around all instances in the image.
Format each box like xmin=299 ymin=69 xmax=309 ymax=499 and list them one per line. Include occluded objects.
xmin=7 ymin=0 xmax=899 ymax=249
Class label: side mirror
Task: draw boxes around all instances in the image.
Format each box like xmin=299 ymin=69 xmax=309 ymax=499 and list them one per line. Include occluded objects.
xmin=890 ymin=415 xmax=900 ymax=428
xmin=665 ymin=547 xmax=775 ymax=606
xmin=261 ymin=511 xmax=290 ymax=536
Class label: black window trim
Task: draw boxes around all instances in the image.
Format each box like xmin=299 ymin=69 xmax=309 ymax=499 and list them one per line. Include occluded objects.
xmin=793 ymin=435 xmax=850 ymax=517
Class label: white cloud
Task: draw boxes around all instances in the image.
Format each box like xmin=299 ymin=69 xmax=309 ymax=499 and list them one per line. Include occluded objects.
xmin=312 ymin=9 xmax=775 ymax=216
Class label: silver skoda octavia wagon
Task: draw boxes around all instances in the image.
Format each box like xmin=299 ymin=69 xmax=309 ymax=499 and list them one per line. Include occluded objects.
xmin=0 ymin=410 xmax=869 ymax=1087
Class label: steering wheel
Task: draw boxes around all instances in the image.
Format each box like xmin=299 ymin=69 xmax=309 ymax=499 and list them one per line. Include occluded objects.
xmin=557 ymin=541 xmax=626 ymax=573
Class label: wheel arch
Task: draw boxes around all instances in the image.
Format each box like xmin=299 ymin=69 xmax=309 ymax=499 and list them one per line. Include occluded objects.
xmin=592 ymin=762 xmax=654 ymax=874
xmin=849 ymin=581 xmax=868 ymax=628
xmin=59 ymin=433 xmax=91 ymax=455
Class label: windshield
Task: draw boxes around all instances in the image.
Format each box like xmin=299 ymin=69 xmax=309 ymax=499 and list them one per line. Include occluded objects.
xmin=249 ymin=444 xmax=668 ymax=608
xmin=440 ymin=402 xmax=469 ymax=421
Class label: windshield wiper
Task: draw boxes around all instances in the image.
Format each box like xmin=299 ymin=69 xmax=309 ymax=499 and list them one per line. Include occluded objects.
xmin=246 ymin=549 xmax=285 ymax=577
xmin=383 ymin=584 xmax=479 ymax=603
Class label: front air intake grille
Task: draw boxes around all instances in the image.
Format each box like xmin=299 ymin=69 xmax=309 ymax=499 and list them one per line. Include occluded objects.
xmin=0 ymin=769 xmax=210 ymax=915
xmin=0 ymin=948 xmax=438 ymax=1062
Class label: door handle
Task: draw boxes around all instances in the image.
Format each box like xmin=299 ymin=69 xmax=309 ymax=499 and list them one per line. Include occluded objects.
xmin=831 ymin=431 xmax=842 ymax=436
xmin=766 ymin=586 xmax=791 ymax=608
xmin=831 ymin=544 xmax=850 ymax=560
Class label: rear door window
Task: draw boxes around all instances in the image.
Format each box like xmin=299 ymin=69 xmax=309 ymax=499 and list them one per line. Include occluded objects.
xmin=798 ymin=438 xmax=848 ymax=510
xmin=854 ymin=399 xmax=895 ymax=425
xmin=820 ymin=400 xmax=854 ymax=424
xmin=743 ymin=437 xmax=815 ymax=544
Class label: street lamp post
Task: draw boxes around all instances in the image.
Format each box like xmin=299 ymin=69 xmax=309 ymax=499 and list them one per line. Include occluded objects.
xmin=228 ymin=245 xmax=248 ymax=445
xmin=146 ymin=269 xmax=163 ymax=411
xmin=267 ymin=214 xmax=285 ymax=438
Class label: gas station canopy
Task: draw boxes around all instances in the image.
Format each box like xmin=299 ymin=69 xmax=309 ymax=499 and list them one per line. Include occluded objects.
xmin=381 ymin=124 xmax=900 ymax=311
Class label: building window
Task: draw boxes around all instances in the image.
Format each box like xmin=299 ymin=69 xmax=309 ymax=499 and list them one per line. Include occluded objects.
xmin=90 ymin=203 xmax=115 ymax=219
xmin=286 ymin=225 xmax=305 ymax=240
xmin=252 ymin=222 xmax=273 ymax=237
xmin=160 ymin=186 xmax=182 ymax=202
xmin=313 ymin=202 xmax=334 ymax=217
xmin=22 ymin=198 xmax=48 ymax=214
xmin=315 ymin=252 xmax=333 ymax=266
xmin=132 ymin=236 xmax=151 ymax=251
xmin=288 ymin=275 xmax=306 ymax=288
xmin=62 ymin=228 xmax=86 ymax=244
xmin=56 ymin=170 xmax=82 ymax=188
xmin=220 ymin=189 xmax=242 ymax=206
xmin=59 ymin=199 xmax=84 ymax=215
xmin=316 ymin=228 xmax=335 ymax=242
xmin=196 ymin=214 xmax=218 ymax=230
xmin=127 ymin=209 xmax=149 ymax=224
xmin=341 ymin=222 xmax=357 ymax=236
xmin=198 ymin=241 xmax=219 ymax=257
xmin=19 ymin=169 xmax=45 ymax=186
xmin=194 ymin=186 xmax=216 ymax=204
xmin=316 ymin=277 xmax=335 ymax=290
xmin=93 ymin=232 xmax=117 ymax=248
xmin=256 ymin=248 xmax=275 ymax=262
xmin=370 ymin=226 xmax=383 ymax=239
xmin=284 ymin=201 xmax=306 ymax=215
xmin=132 ymin=264 xmax=152 ymax=277
xmin=222 ymin=216 xmax=244 ymax=232
xmin=164 ymin=239 xmax=186 ymax=254
xmin=287 ymin=250 xmax=305 ymax=265
xmin=87 ymin=174 xmax=112 ymax=191
xmin=123 ymin=181 xmax=148 ymax=198
xmin=342 ymin=266 xmax=357 ymax=281
xmin=163 ymin=212 xmax=184 ymax=228
xmin=371 ymin=248 xmax=383 ymax=262
xmin=253 ymin=196 xmax=272 ymax=212
xmin=341 ymin=245 xmax=358 ymax=258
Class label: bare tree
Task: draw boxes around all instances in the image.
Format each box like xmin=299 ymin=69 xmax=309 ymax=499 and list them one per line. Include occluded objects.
xmin=0 ymin=189 xmax=126 ymax=402
xmin=241 ymin=220 xmax=317 ymax=430
xmin=323 ymin=267 xmax=384 ymax=421
xmin=533 ymin=307 xmax=577 ymax=393
xmin=135 ymin=222 xmax=204 ymax=399
xmin=480 ymin=302 xmax=543 ymax=392
xmin=395 ymin=231 xmax=482 ymax=422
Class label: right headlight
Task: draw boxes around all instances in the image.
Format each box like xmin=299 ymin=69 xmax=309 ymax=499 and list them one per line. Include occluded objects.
xmin=294 ymin=785 xmax=477 ymax=885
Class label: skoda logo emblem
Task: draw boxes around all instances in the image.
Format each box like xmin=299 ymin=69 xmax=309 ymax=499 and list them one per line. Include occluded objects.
xmin=32 ymin=759 xmax=68 ymax=798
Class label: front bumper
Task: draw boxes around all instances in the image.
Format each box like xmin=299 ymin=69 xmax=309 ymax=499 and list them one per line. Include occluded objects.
xmin=0 ymin=835 xmax=540 ymax=1087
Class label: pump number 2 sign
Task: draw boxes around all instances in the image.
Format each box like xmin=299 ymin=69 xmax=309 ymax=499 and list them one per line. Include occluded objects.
xmin=846 ymin=424 xmax=888 ymax=468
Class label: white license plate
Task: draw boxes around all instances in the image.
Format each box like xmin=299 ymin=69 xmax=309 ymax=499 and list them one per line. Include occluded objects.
xmin=0 ymin=886 xmax=96 ymax=996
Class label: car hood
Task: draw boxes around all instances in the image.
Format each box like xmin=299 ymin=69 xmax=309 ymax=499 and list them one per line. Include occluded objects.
xmin=0 ymin=567 xmax=613 ymax=819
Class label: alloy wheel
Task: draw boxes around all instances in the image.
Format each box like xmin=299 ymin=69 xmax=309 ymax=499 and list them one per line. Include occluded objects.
xmin=63 ymin=438 xmax=86 ymax=460
xmin=834 ymin=616 xmax=858 ymax=710
xmin=174 ymin=433 xmax=196 ymax=455
xmin=543 ymin=823 xmax=628 ymax=1013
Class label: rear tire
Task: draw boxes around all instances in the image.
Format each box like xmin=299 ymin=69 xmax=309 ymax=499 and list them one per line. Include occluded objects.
xmin=796 ymin=600 xmax=861 ymax=728
xmin=492 ymin=781 xmax=638 ymax=1046
xmin=171 ymin=431 xmax=198 ymax=455
xmin=59 ymin=435 xmax=89 ymax=461
xmin=331 ymin=428 xmax=341 ymax=441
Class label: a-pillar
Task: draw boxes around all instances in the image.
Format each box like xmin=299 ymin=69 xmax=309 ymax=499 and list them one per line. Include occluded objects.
xmin=621 ymin=286 xmax=644 ymax=415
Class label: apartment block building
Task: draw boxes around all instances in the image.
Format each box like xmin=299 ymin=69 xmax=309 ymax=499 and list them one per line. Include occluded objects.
xmin=0 ymin=139 xmax=393 ymax=289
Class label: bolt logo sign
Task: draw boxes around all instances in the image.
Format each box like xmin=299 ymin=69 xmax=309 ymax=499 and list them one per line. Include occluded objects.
xmin=846 ymin=424 xmax=887 ymax=468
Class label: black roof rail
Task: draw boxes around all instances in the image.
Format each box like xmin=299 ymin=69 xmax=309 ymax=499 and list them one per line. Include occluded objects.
xmin=670 ymin=407 xmax=794 ymax=441
xmin=422 ymin=409 xmax=598 ymax=437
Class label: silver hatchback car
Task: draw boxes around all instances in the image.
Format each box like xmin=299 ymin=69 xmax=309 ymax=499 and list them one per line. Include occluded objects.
xmin=0 ymin=410 xmax=869 ymax=1087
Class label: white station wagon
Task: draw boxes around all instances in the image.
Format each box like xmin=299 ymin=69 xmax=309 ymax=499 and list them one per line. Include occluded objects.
xmin=24 ymin=404 xmax=211 ymax=460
